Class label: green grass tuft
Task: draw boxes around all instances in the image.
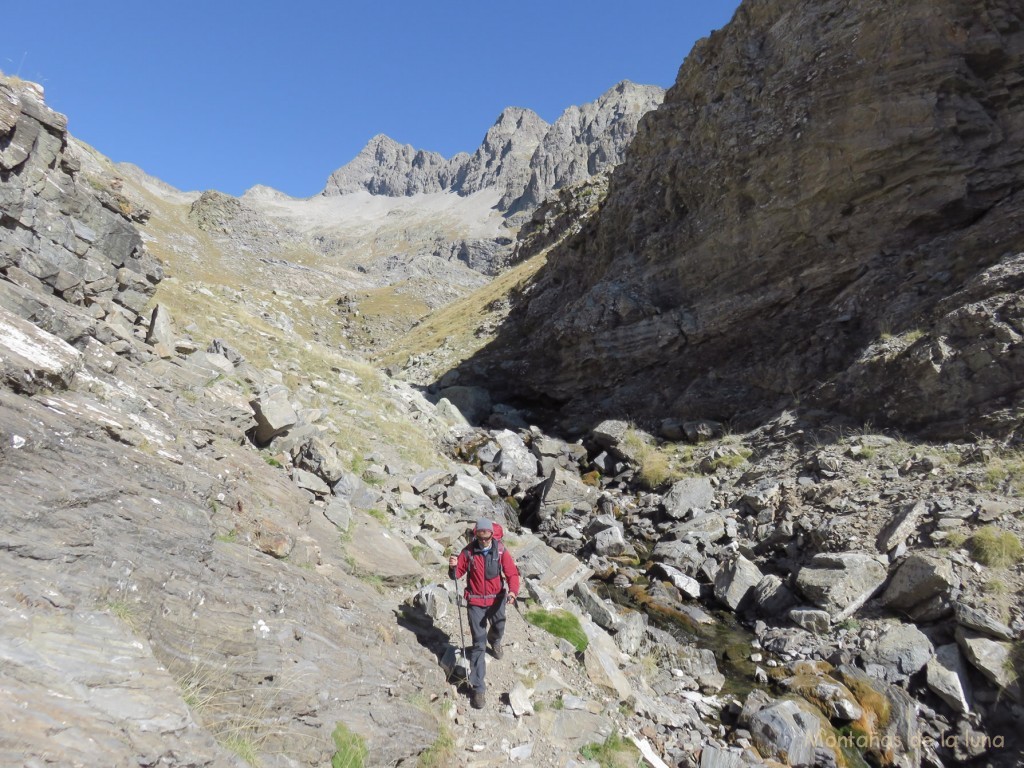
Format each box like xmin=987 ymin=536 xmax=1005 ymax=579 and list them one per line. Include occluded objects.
xmin=579 ymin=731 xmax=639 ymax=768
xmin=331 ymin=722 xmax=367 ymax=768
xmin=525 ymin=609 xmax=588 ymax=653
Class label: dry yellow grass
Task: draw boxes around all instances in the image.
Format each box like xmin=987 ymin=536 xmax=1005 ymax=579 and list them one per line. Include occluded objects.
xmin=378 ymin=250 xmax=548 ymax=377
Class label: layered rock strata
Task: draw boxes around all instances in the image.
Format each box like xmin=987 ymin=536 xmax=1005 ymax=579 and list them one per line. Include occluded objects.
xmin=455 ymin=0 xmax=1024 ymax=438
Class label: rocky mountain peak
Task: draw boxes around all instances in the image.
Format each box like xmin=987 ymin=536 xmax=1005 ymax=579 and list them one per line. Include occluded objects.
xmin=503 ymin=80 xmax=665 ymax=216
xmin=319 ymin=82 xmax=664 ymax=217
xmin=322 ymin=132 xmax=452 ymax=197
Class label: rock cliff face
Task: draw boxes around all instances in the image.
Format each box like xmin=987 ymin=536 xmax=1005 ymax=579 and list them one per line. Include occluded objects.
xmin=457 ymin=0 xmax=1024 ymax=438
xmin=321 ymin=82 xmax=664 ymax=217
xmin=505 ymin=81 xmax=666 ymax=216
xmin=0 ymin=79 xmax=161 ymax=341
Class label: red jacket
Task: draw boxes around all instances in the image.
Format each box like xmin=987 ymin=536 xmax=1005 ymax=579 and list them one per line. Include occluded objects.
xmin=452 ymin=525 xmax=520 ymax=607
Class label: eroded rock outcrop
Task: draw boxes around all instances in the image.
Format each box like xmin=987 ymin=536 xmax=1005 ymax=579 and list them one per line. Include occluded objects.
xmin=456 ymin=0 xmax=1024 ymax=438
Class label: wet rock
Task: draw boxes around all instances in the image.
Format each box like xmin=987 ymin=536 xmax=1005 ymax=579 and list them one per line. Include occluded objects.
xmin=782 ymin=671 xmax=863 ymax=721
xmin=652 ymin=562 xmax=703 ymax=600
xmin=747 ymin=698 xmax=829 ymax=767
xmin=837 ymin=665 xmax=923 ymax=768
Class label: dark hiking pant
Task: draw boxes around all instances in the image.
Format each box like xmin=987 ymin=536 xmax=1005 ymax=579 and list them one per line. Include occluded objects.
xmin=466 ymin=599 xmax=506 ymax=694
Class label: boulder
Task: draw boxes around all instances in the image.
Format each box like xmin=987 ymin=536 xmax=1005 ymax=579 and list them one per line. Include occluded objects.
xmin=665 ymin=512 xmax=728 ymax=544
xmin=662 ymin=476 xmax=715 ymax=519
xmin=436 ymin=385 xmax=491 ymax=423
xmin=926 ymin=644 xmax=972 ymax=715
xmin=249 ymin=385 xmax=297 ymax=445
xmin=651 ymin=562 xmax=702 ymax=600
xmin=788 ymin=608 xmax=831 ymax=634
xmin=713 ymin=555 xmax=763 ymax=612
xmin=782 ymin=674 xmax=863 ymax=721
xmin=0 ymin=305 xmax=82 ymax=394
xmin=345 ymin=513 xmax=423 ymax=585
xmin=862 ymin=623 xmax=934 ymax=683
xmin=592 ymin=526 xmax=627 ymax=556
xmin=494 ymin=429 xmax=539 ymax=485
xmin=876 ymin=500 xmax=928 ymax=553
xmin=650 ymin=539 xmax=705 ymax=576
xmin=573 ymin=582 xmax=621 ymax=632
xmin=752 ymin=574 xmax=799 ymax=618
xmin=746 ymin=699 xmax=828 ymax=767
xmin=795 ymin=553 xmax=888 ymax=621
xmin=836 ymin=665 xmax=923 ymax=768
xmin=954 ymin=604 xmax=1014 ymax=641
xmin=582 ymin=621 xmax=632 ymax=699
xmin=881 ymin=552 xmax=959 ymax=620
xmin=955 ymin=628 xmax=1022 ymax=700
xmin=536 ymin=465 xmax=599 ymax=521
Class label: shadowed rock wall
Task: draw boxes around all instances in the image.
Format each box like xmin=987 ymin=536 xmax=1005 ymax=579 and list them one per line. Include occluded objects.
xmin=454 ymin=0 xmax=1024 ymax=438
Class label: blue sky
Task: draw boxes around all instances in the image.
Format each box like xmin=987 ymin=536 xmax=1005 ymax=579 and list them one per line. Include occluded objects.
xmin=8 ymin=1 xmax=740 ymax=198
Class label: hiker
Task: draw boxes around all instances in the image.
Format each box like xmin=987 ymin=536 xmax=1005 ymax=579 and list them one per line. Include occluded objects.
xmin=448 ymin=517 xmax=520 ymax=709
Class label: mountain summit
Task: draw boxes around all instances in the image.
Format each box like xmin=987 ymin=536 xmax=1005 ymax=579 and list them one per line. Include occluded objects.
xmin=321 ymin=81 xmax=664 ymax=216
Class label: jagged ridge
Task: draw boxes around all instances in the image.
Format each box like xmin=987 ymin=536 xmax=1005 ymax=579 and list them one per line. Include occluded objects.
xmin=321 ymin=81 xmax=664 ymax=216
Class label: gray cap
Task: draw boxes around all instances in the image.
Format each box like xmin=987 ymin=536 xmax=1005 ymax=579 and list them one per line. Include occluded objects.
xmin=475 ymin=518 xmax=493 ymax=532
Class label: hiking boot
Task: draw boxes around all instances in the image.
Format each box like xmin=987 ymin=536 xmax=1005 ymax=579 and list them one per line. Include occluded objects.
xmin=470 ymin=691 xmax=485 ymax=709
xmin=490 ymin=639 xmax=503 ymax=660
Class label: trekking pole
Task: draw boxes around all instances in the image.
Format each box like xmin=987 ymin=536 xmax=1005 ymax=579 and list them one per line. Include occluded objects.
xmin=453 ymin=573 xmax=471 ymax=682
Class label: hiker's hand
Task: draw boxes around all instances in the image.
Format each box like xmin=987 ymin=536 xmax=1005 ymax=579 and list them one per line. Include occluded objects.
xmin=507 ymin=593 xmax=516 ymax=604
xmin=448 ymin=555 xmax=458 ymax=568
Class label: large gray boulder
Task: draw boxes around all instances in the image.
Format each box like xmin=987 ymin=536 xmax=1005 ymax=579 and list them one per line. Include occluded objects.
xmin=713 ymin=555 xmax=763 ymax=612
xmin=795 ymin=553 xmax=888 ymax=621
xmin=746 ymin=699 xmax=828 ymax=767
xmin=536 ymin=465 xmax=598 ymax=521
xmin=249 ymin=385 xmax=298 ymax=445
xmin=955 ymin=628 xmax=1022 ymax=700
xmin=863 ymin=623 xmax=934 ymax=683
xmin=494 ymin=429 xmax=539 ymax=486
xmin=662 ymin=476 xmax=715 ymax=519
xmin=881 ymin=552 xmax=960 ymax=620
